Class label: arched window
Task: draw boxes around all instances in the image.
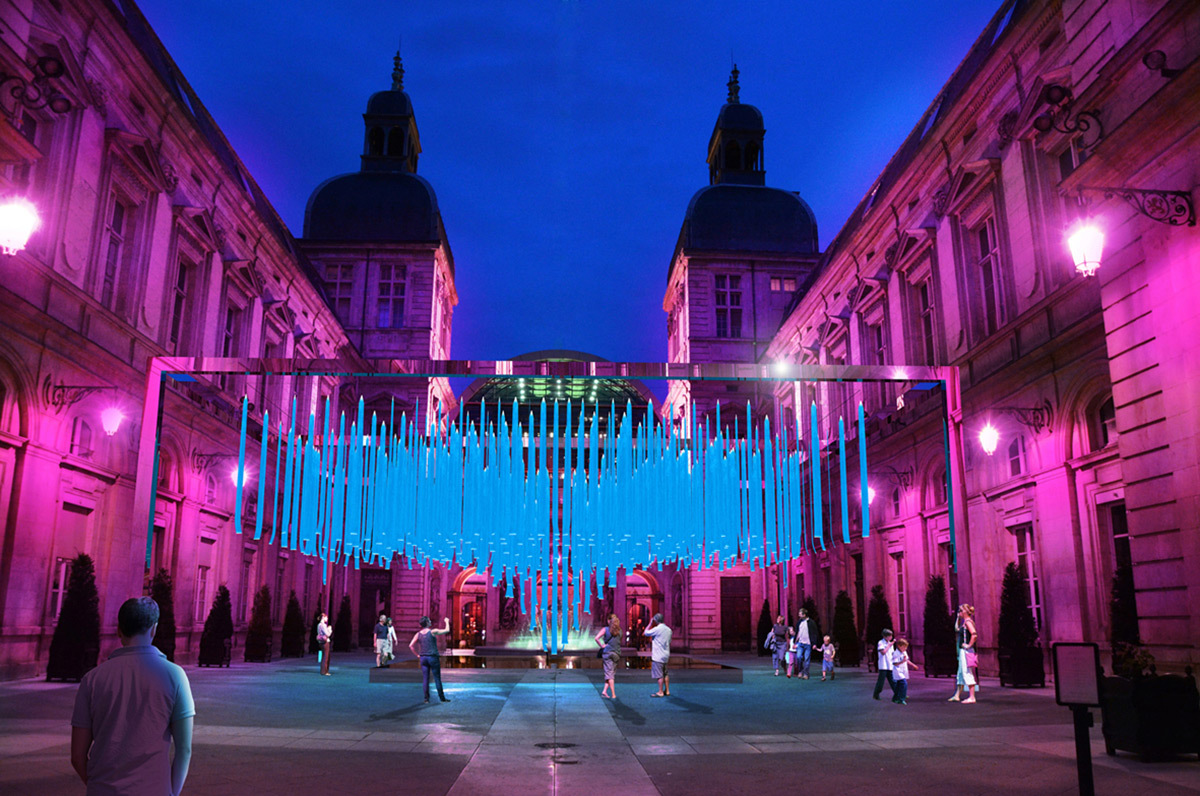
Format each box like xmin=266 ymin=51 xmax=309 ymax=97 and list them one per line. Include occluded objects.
xmin=724 ymin=140 xmax=742 ymax=170
xmin=386 ymin=127 xmax=404 ymax=157
xmin=157 ymin=449 xmax=174 ymax=490
xmin=1089 ymin=395 xmax=1116 ymax=452
xmin=205 ymin=474 xmax=217 ymax=504
xmin=367 ymin=127 xmax=384 ymax=156
xmin=743 ymin=142 xmax=760 ymax=170
xmin=891 ymin=487 xmax=901 ymax=516
xmin=931 ymin=468 xmax=948 ymax=507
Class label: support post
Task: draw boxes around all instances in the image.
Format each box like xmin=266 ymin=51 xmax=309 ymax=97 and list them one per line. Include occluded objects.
xmin=1071 ymin=706 xmax=1095 ymax=796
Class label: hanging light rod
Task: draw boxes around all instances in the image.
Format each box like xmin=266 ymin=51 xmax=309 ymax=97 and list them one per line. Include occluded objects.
xmin=41 ymin=377 xmax=116 ymax=414
xmin=1076 ymin=185 xmax=1195 ymax=227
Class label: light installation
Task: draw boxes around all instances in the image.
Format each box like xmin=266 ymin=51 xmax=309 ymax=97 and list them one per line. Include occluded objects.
xmin=136 ymin=358 xmax=961 ymax=654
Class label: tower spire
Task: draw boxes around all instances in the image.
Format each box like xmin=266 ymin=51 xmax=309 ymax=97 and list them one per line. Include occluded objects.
xmin=391 ymin=45 xmax=404 ymax=91
xmin=726 ymin=64 xmax=740 ymax=104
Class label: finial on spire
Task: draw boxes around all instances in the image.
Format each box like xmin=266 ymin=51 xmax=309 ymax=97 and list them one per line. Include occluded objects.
xmin=727 ymin=63 xmax=740 ymax=104
xmin=391 ymin=45 xmax=404 ymax=91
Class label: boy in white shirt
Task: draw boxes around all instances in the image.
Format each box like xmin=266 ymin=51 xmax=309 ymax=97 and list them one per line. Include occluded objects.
xmin=891 ymin=638 xmax=920 ymax=705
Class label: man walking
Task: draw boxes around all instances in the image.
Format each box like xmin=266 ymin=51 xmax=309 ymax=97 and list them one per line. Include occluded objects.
xmin=794 ymin=607 xmax=818 ymax=679
xmin=872 ymin=628 xmax=896 ymax=701
xmin=644 ymin=613 xmax=673 ymax=697
xmin=71 ymin=597 xmax=195 ymax=795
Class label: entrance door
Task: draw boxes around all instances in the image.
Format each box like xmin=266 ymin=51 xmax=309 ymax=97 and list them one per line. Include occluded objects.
xmin=461 ymin=599 xmax=486 ymax=647
xmin=358 ymin=567 xmax=392 ymax=648
xmin=720 ymin=576 xmax=751 ymax=651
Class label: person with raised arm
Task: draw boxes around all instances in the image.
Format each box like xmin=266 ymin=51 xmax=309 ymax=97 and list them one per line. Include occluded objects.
xmin=409 ymin=616 xmax=452 ymax=703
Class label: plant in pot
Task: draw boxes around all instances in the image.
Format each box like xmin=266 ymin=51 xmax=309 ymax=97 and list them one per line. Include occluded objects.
xmin=1109 ymin=561 xmax=1148 ymax=679
xmin=244 ymin=586 xmax=273 ymax=662
xmin=280 ymin=591 xmax=307 ymax=657
xmin=997 ymin=561 xmax=1044 ymax=687
xmin=198 ymin=585 xmax=234 ymax=667
xmin=864 ymin=585 xmax=894 ymax=673
xmin=832 ymin=590 xmax=859 ymax=666
xmin=922 ymin=575 xmax=957 ymax=677
xmin=333 ymin=595 xmax=354 ymax=652
xmin=755 ymin=598 xmax=773 ymax=656
xmin=46 ymin=553 xmax=101 ymax=681
xmin=149 ymin=568 xmax=177 ymax=662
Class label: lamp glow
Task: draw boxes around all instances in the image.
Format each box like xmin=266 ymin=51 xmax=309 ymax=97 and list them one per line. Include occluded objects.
xmin=979 ymin=423 xmax=1000 ymax=456
xmin=867 ymin=486 xmax=876 ymax=505
xmin=100 ymin=407 xmax=124 ymax=436
xmin=230 ymin=467 xmax=251 ymax=486
xmin=772 ymin=360 xmax=791 ymax=377
xmin=0 ymin=197 xmax=41 ymax=255
xmin=1067 ymin=222 xmax=1104 ymax=278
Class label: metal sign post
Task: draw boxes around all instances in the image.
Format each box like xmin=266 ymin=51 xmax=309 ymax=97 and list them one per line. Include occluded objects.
xmin=1052 ymin=642 xmax=1101 ymax=796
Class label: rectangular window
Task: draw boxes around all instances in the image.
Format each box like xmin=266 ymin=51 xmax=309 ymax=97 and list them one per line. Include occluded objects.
xmin=1008 ymin=436 xmax=1026 ymax=478
xmin=274 ymin=559 xmax=286 ymax=622
xmin=70 ymin=417 xmax=93 ymax=459
xmin=304 ymin=562 xmax=314 ymax=615
xmin=220 ymin=305 xmax=242 ymax=391
xmin=975 ymin=217 xmax=1001 ymax=335
xmin=327 ymin=264 xmax=354 ymax=320
xmin=714 ymin=274 xmax=743 ymax=338
xmin=238 ymin=558 xmax=252 ymax=622
xmin=1014 ymin=523 xmax=1043 ymax=633
xmin=169 ymin=261 xmax=192 ymax=352
xmin=101 ymin=199 xmax=129 ymax=310
xmin=49 ymin=557 xmax=72 ymax=621
xmin=194 ymin=565 xmax=210 ymax=624
xmin=916 ymin=280 xmax=936 ymax=365
xmin=894 ymin=554 xmax=907 ymax=635
xmin=377 ymin=264 xmax=405 ymax=328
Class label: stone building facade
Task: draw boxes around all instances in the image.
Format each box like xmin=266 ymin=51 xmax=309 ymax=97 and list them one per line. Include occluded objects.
xmin=0 ymin=0 xmax=410 ymax=677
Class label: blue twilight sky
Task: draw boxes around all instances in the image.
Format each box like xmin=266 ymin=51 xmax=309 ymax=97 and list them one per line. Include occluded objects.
xmin=140 ymin=0 xmax=1001 ymax=364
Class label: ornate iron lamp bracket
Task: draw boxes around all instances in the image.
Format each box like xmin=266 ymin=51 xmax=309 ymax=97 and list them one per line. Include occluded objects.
xmin=190 ymin=449 xmax=236 ymax=474
xmin=0 ymin=56 xmax=73 ymax=116
xmin=998 ymin=400 xmax=1054 ymax=434
xmin=880 ymin=464 xmax=915 ymax=491
xmin=1032 ymin=85 xmax=1103 ymax=152
xmin=42 ymin=376 xmax=110 ymax=414
xmin=1078 ymin=185 xmax=1196 ymax=227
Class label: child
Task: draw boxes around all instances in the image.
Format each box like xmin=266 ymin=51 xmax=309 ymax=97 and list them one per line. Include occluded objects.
xmin=785 ymin=633 xmax=798 ymax=678
xmin=891 ymin=638 xmax=920 ymax=704
xmin=815 ymin=635 xmax=837 ymax=681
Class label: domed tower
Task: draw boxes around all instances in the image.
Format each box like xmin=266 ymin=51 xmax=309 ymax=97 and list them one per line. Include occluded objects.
xmin=300 ymin=51 xmax=457 ymax=422
xmin=664 ymin=67 xmax=820 ymax=433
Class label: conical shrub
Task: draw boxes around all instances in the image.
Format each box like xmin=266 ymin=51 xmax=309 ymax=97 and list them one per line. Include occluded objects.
xmin=149 ymin=568 xmax=176 ymax=662
xmin=244 ymin=586 xmax=273 ymax=662
xmin=832 ymin=590 xmax=859 ymax=665
xmin=333 ymin=595 xmax=353 ymax=652
xmin=280 ymin=591 xmax=306 ymax=657
xmin=46 ymin=553 xmax=100 ymax=681
xmin=198 ymin=585 xmax=233 ymax=666
xmin=865 ymin=584 xmax=895 ymax=651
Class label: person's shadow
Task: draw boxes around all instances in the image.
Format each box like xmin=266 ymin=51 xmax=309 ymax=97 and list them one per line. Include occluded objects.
xmin=367 ymin=702 xmax=430 ymax=722
xmin=664 ymin=695 xmax=713 ymax=714
xmin=606 ymin=698 xmax=647 ymax=726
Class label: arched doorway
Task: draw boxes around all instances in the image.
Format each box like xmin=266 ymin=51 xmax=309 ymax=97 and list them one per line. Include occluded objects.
xmin=451 ymin=568 xmax=488 ymax=648
xmin=626 ymin=570 xmax=661 ymax=651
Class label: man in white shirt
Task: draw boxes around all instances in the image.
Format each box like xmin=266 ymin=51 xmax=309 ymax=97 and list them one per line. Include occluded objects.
xmin=794 ymin=608 xmax=818 ymax=679
xmin=644 ymin=613 xmax=673 ymax=697
xmin=71 ymin=597 xmax=195 ymax=796
xmin=872 ymin=628 xmax=895 ymax=701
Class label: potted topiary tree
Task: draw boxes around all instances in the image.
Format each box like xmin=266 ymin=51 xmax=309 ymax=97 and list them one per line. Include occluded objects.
xmin=832 ymin=590 xmax=859 ymax=666
xmin=755 ymin=599 xmax=773 ymax=657
xmin=997 ymin=562 xmax=1044 ymax=687
xmin=280 ymin=591 xmax=306 ymax=657
xmin=864 ymin=585 xmax=894 ymax=673
xmin=149 ymin=568 xmax=177 ymax=662
xmin=923 ymin=575 xmax=957 ymax=677
xmin=332 ymin=595 xmax=353 ymax=652
xmin=244 ymin=586 xmax=273 ymax=662
xmin=46 ymin=553 xmax=101 ymax=681
xmin=198 ymin=585 xmax=234 ymax=667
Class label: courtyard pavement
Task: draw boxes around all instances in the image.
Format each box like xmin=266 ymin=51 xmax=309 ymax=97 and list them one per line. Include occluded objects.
xmin=1 ymin=650 xmax=1198 ymax=795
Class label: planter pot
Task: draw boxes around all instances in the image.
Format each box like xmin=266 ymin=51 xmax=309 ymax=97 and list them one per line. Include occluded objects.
xmin=998 ymin=647 xmax=1045 ymax=687
xmin=197 ymin=634 xmax=232 ymax=667
xmin=923 ymin=644 xmax=958 ymax=678
xmin=1100 ymin=670 xmax=1200 ymax=759
xmin=244 ymin=634 xmax=273 ymax=663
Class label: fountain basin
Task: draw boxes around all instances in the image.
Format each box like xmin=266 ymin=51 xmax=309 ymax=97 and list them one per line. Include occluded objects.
xmin=368 ymin=652 xmax=742 ymax=684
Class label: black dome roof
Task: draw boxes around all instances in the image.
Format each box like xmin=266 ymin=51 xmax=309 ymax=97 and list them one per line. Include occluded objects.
xmin=366 ymin=89 xmax=413 ymax=117
xmin=303 ymin=171 xmax=441 ymax=242
xmin=683 ymin=184 xmax=817 ymax=253
xmin=716 ymin=102 xmax=764 ymax=130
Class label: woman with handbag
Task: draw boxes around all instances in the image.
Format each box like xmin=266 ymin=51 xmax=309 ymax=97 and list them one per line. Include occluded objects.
xmin=595 ymin=615 xmax=622 ymax=699
xmin=949 ymin=604 xmax=978 ymax=703
xmin=316 ymin=613 xmax=332 ymax=676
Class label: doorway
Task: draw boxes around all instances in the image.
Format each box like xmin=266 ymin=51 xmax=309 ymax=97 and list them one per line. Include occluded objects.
xmin=358 ymin=567 xmax=391 ymax=648
xmin=720 ymin=576 xmax=751 ymax=651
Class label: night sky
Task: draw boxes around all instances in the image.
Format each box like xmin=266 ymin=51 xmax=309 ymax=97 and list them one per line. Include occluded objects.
xmin=141 ymin=0 xmax=1001 ymax=364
